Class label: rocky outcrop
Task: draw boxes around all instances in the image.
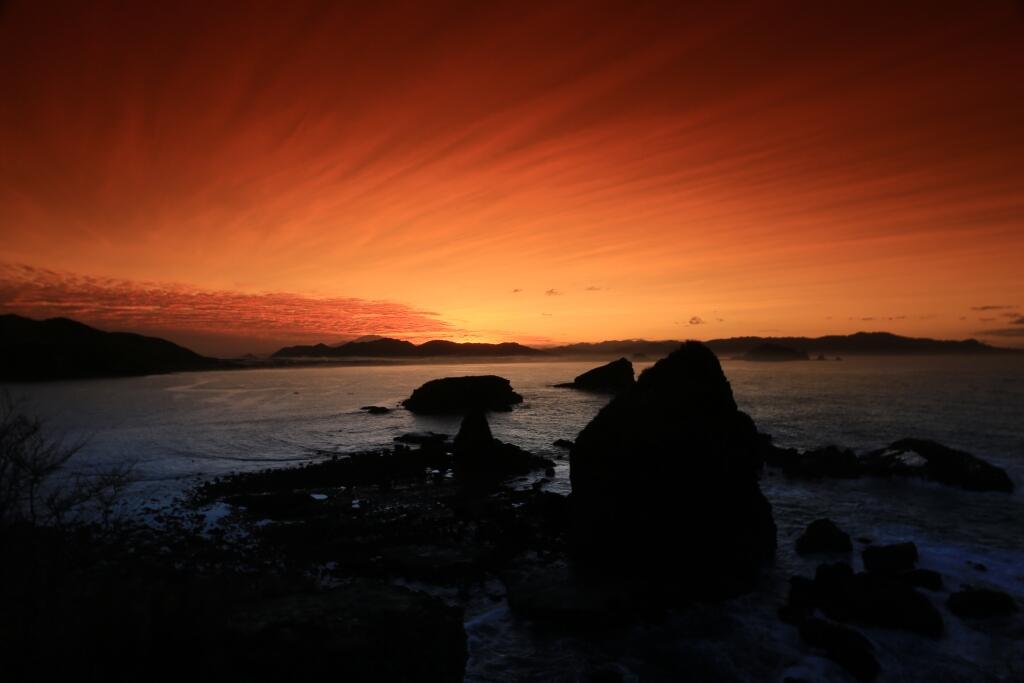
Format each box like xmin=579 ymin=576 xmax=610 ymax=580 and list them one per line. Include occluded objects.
xmin=556 ymin=358 xmax=635 ymax=394
xmin=402 ymin=375 xmax=523 ymax=414
xmin=569 ymin=342 xmax=775 ymax=593
xmin=862 ymin=439 xmax=1014 ymax=492
xmin=453 ymin=411 xmax=554 ymax=480
xmin=765 ymin=437 xmax=1013 ymax=493
xmin=796 ymin=519 xmax=852 ymax=555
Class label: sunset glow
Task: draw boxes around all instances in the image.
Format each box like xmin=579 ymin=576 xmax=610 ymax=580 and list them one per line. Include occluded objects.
xmin=2 ymin=1 xmax=1022 ymax=354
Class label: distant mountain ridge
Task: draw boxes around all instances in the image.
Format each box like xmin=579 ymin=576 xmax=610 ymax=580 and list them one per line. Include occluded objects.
xmin=272 ymin=337 xmax=545 ymax=359
xmin=0 ymin=314 xmax=228 ymax=381
xmin=704 ymin=332 xmax=1009 ymax=357
xmin=274 ymin=331 xmax=1015 ymax=360
xmin=549 ymin=332 xmax=1014 ymax=357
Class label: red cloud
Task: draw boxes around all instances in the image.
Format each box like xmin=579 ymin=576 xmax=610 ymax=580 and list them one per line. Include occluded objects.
xmin=0 ymin=263 xmax=455 ymax=355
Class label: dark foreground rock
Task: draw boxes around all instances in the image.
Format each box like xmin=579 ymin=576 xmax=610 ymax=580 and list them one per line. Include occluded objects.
xmin=556 ymin=357 xmax=635 ymax=394
xmin=862 ymin=439 xmax=1014 ymax=492
xmin=222 ymin=582 xmax=466 ymax=681
xmin=569 ymin=342 xmax=775 ymax=594
xmin=788 ymin=561 xmax=944 ymax=638
xmin=798 ymin=617 xmax=880 ymax=681
xmin=947 ymin=588 xmax=1018 ymax=619
xmin=402 ymin=375 xmax=523 ymax=414
xmin=796 ymin=518 xmax=852 ymax=555
xmin=360 ymin=405 xmax=391 ymax=414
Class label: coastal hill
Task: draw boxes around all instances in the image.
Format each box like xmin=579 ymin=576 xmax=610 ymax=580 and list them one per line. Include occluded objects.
xmin=272 ymin=338 xmax=544 ymax=359
xmin=0 ymin=314 xmax=228 ymax=381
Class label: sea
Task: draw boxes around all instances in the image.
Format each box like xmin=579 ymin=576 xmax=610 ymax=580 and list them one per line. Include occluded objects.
xmin=4 ymin=355 xmax=1024 ymax=682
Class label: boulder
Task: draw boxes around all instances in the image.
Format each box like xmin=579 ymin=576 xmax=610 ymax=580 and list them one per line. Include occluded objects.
xmin=402 ymin=375 xmax=523 ymax=414
xmin=795 ymin=519 xmax=852 ymax=555
xmin=861 ymin=439 xmax=1013 ymax=492
xmin=798 ymin=617 xmax=880 ymax=681
xmin=553 ymin=438 xmax=575 ymax=450
xmin=569 ymin=342 xmax=776 ymax=593
xmin=808 ymin=561 xmax=943 ymax=637
xmin=900 ymin=568 xmax=943 ymax=592
xmin=862 ymin=542 xmax=918 ymax=574
xmin=947 ymin=588 xmax=1018 ymax=619
xmin=556 ymin=358 xmax=635 ymax=394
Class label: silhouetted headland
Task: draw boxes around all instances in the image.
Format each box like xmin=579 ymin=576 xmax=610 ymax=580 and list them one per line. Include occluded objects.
xmin=0 ymin=314 xmax=229 ymax=381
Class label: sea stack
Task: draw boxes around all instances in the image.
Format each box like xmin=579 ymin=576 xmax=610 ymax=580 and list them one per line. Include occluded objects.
xmin=569 ymin=342 xmax=776 ymax=593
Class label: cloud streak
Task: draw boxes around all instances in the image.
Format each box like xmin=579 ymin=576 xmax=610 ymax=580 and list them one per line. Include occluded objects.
xmin=0 ymin=264 xmax=454 ymax=355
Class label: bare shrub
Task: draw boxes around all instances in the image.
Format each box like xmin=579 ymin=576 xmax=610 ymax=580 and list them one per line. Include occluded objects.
xmin=0 ymin=392 xmax=133 ymax=527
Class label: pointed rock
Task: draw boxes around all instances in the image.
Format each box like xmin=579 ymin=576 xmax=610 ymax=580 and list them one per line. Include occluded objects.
xmin=569 ymin=341 xmax=775 ymax=593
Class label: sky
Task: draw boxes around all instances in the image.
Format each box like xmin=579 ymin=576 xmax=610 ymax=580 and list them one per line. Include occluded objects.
xmin=2 ymin=0 xmax=1023 ymax=355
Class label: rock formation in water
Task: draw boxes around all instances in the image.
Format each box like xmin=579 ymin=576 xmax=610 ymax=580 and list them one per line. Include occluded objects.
xmin=452 ymin=411 xmax=553 ymax=479
xmin=555 ymin=357 xmax=635 ymax=394
xmin=763 ymin=437 xmax=1014 ymax=493
xmin=568 ymin=341 xmax=776 ymax=593
xmin=402 ymin=375 xmax=524 ymax=414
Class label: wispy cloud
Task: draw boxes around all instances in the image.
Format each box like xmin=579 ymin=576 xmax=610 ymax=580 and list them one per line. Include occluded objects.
xmin=545 ymin=289 xmax=561 ymax=296
xmin=971 ymin=305 xmax=1015 ymax=311
xmin=0 ymin=263 xmax=454 ymax=354
xmin=689 ymin=316 xmax=705 ymax=325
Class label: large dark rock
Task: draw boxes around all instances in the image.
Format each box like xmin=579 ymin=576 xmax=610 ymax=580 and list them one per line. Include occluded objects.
xmin=556 ymin=358 xmax=635 ymax=394
xmin=402 ymin=375 xmax=523 ymax=414
xmin=862 ymin=542 xmax=918 ymax=574
xmin=861 ymin=439 xmax=1013 ymax=492
xmin=569 ymin=342 xmax=775 ymax=593
xmin=947 ymin=588 xmax=1018 ymax=619
xmin=798 ymin=617 xmax=880 ymax=681
xmin=796 ymin=518 xmax=852 ymax=555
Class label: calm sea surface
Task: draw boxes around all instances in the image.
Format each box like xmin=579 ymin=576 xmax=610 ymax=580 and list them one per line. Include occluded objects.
xmin=4 ymin=355 xmax=1023 ymax=681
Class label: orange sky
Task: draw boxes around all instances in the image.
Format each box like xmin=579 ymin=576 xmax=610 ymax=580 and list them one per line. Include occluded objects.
xmin=2 ymin=1 xmax=1022 ymax=355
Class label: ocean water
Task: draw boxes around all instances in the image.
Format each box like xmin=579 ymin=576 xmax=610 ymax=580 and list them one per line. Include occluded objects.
xmin=4 ymin=355 xmax=1024 ymax=681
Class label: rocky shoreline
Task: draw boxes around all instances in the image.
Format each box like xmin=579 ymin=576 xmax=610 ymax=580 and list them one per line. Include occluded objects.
xmin=2 ymin=343 xmax=1020 ymax=682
